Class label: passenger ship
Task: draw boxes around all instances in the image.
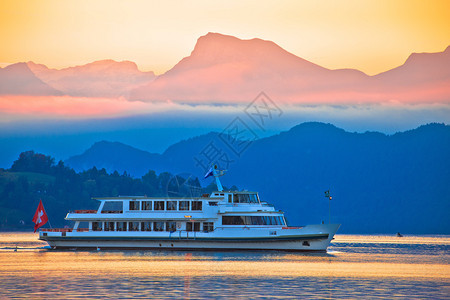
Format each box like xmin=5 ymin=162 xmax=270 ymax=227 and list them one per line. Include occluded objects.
xmin=39 ymin=166 xmax=340 ymax=251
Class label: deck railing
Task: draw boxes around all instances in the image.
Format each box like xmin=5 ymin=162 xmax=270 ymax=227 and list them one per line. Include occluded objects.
xmin=40 ymin=228 xmax=73 ymax=232
xmin=74 ymin=210 xmax=97 ymax=214
xmin=40 ymin=228 xmax=91 ymax=232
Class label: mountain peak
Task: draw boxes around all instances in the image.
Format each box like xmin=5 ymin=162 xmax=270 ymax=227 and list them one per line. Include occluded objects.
xmin=403 ymin=46 xmax=450 ymax=66
xmin=190 ymin=32 xmax=288 ymax=62
xmin=374 ymin=45 xmax=450 ymax=87
xmin=0 ymin=62 xmax=62 ymax=96
xmin=130 ymin=32 xmax=330 ymax=102
xmin=89 ymin=140 xmax=144 ymax=152
xmin=25 ymin=60 xmax=155 ymax=97
xmin=27 ymin=60 xmax=154 ymax=76
xmin=66 ymin=60 xmax=151 ymax=74
xmin=76 ymin=59 xmax=150 ymax=74
xmin=287 ymin=122 xmax=346 ymax=135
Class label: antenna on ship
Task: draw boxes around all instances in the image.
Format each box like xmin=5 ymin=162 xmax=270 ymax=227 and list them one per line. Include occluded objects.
xmin=204 ymin=164 xmax=226 ymax=191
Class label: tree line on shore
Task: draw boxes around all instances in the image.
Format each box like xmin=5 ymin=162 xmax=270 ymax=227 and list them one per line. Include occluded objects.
xmin=0 ymin=151 xmax=226 ymax=231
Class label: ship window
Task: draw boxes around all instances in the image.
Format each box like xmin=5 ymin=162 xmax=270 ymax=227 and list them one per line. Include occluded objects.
xmin=77 ymin=222 xmax=89 ymax=231
xmin=241 ymin=194 xmax=250 ymax=203
xmin=222 ymin=216 xmax=284 ymax=226
xmin=104 ymin=221 xmax=115 ymax=231
xmin=92 ymin=222 xmax=102 ymax=231
xmin=167 ymin=201 xmax=177 ymax=211
xmin=116 ymin=222 xmax=127 ymax=231
xmin=267 ymin=216 xmax=285 ymax=225
xmin=192 ymin=201 xmax=202 ymax=211
xmin=203 ymin=222 xmax=214 ymax=232
xmin=153 ymin=221 xmax=164 ymax=231
xmin=128 ymin=222 xmax=139 ymax=231
xmin=228 ymin=194 xmax=232 ymax=203
xmin=179 ymin=201 xmax=190 ymax=211
xmin=129 ymin=201 xmax=140 ymax=210
xmin=166 ymin=221 xmax=176 ymax=232
xmin=101 ymin=201 xmax=123 ymax=213
xmin=249 ymin=194 xmax=259 ymax=203
xmin=270 ymin=216 xmax=279 ymax=225
xmin=251 ymin=216 xmax=264 ymax=225
xmin=231 ymin=194 xmax=258 ymax=204
xmin=155 ymin=201 xmax=165 ymax=210
xmin=186 ymin=222 xmax=200 ymax=232
xmin=141 ymin=222 xmax=151 ymax=231
xmin=142 ymin=201 xmax=152 ymax=210
xmin=222 ymin=216 xmax=245 ymax=225
xmin=243 ymin=216 xmax=252 ymax=225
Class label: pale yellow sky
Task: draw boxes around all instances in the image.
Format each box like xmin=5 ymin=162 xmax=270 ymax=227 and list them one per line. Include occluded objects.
xmin=0 ymin=0 xmax=449 ymax=75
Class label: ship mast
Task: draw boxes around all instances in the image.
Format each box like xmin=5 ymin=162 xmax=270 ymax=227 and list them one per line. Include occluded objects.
xmin=212 ymin=164 xmax=225 ymax=191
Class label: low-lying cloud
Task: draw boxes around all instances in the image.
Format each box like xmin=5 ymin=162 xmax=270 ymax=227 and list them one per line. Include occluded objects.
xmin=0 ymin=94 xmax=448 ymax=135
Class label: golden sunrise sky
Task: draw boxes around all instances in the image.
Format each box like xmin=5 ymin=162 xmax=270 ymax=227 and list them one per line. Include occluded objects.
xmin=0 ymin=0 xmax=449 ymax=75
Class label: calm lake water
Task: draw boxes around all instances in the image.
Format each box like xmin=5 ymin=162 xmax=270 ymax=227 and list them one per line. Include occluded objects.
xmin=0 ymin=233 xmax=449 ymax=299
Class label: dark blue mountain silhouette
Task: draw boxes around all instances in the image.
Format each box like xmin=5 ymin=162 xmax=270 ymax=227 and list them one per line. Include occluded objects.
xmin=65 ymin=141 xmax=160 ymax=176
xmin=65 ymin=122 xmax=450 ymax=234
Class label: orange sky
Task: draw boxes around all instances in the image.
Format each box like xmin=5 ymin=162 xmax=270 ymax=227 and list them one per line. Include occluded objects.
xmin=0 ymin=0 xmax=449 ymax=75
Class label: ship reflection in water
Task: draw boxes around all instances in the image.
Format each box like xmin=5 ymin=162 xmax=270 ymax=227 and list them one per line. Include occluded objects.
xmin=0 ymin=233 xmax=449 ymax=299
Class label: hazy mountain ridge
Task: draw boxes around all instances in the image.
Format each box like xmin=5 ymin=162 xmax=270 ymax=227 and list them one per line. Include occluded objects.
xmin=0 ymin=63 xmax=62 ymax=96
xmin=65 ymin=141 xmax=161 ymax=176
xmin=130 ymin=33 xmax=450 ymax=103
xmin=65 ymin=132 xmax=231 ymax=176
xmin=27 ymin=60 xmax=156 ymax=97
xmin=64 ymin=122 xmax=450 ymax=234
xmin=1 ymin=33 xmax=448 ymax=104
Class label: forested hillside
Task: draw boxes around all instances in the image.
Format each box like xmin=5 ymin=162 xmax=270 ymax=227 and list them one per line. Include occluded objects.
xmin=0 ymin=151 xmax=212 ymax=230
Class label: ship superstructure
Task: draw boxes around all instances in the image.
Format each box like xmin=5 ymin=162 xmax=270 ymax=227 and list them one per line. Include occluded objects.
xmin=39 ymin=166 xmax=340 ymax=251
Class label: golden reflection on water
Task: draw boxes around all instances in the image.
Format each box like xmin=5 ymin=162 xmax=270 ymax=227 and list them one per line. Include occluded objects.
xmin=2 ymin=251 xmax=448 ymax=280
xmin=1 ymin=233 xmax=449 ymax=280
xmin=334 ymin=234 xmax=450 ymax=245
xmin=0 ymin=233 xmax=449 ymax=299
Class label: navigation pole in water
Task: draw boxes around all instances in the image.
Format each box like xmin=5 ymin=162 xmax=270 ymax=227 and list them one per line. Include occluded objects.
xmin=325 ymin=190 xmax=332 ymax=223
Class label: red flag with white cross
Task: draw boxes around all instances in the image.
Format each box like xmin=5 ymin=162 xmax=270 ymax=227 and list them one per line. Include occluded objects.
xmin=32 ymin=199 xmax=48 ymax=233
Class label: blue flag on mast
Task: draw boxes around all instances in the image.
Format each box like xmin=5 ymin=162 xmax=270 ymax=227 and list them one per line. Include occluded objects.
xmin=204 ymin=167 xmax=214 ymax=179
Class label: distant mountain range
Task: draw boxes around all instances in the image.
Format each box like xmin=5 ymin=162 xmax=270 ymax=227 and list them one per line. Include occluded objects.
xmin=65 ymin=122 xmax=450 ymax=234
xmin=1 ymin=33 xmax=449 ymax=104
xmin=131 ymin=33 xmax=450 ymax=104
xmin=0 ymin=60 xmax=155 ymax=98
xmin=0 ymin=62 xmax=62 ymax=96
xmin=27 ymin=60 xmax=155 ymax=97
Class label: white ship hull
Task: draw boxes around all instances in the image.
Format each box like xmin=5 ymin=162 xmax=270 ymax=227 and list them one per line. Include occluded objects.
xmin=40 ymin=224 xmax=340 ymax=252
